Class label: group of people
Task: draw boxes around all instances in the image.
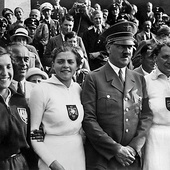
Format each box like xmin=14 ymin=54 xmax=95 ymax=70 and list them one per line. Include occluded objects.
xmin=1 ymin=0 xmax=170 ymax=170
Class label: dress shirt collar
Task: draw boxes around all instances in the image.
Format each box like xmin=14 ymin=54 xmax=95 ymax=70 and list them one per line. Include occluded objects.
xmin=0 ymin=88 xmax=11 ymax=106
xmin=13 ymin=79 xmax=25 ymax=92
xmin=60 ymin=32 xmax=65 ymax=42
xmin=108 ymin=59 xmax=126 ymax=81
xmin=94 ymin=26 xmax=102 ymax=34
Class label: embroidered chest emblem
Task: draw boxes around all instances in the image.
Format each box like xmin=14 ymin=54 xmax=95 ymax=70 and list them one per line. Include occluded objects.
xmin=66 ymin=105 xmax=79 ymax=121
xmin=17 ymin=108 xmax=28 ymax=124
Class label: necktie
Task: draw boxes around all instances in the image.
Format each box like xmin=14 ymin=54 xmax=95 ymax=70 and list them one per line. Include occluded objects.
xmin=17 ymin=82 xmax=24 ymax=95
xmin=118 ymin=68 xmax=124 ymax=84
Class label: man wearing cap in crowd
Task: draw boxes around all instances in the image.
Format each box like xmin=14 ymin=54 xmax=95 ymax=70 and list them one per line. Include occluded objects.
xmin=34 ymin=2 xmax=60 ymax=56
xmin=0 ymin=17 xmax=11 ymax=47
xmin=2 ymin=8 xmax=14 ymax=33
xmin=29 ymin=9 xmax=41 ymax=21
xmin=81 ymin=20 xmax=153 ymax=170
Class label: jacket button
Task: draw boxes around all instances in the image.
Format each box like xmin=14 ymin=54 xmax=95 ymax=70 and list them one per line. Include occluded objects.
xmin=125 ymin=108 xmax=129 ymax=112
xmin=125 ymin=118 xmax=129 ymax=122
xmin=107 ymin=95 xmax=110 ymax=98
xmin=125 ymin=129 xmax=129 ymax=133
xmin=124 ymin=97 xmax=128 ymax=101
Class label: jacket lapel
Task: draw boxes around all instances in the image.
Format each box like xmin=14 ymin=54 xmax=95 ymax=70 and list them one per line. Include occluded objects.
xmin=124 ymin=69 xmax=135 ymax=96
xmin=104 ymin=63 xmax=124 ymax=92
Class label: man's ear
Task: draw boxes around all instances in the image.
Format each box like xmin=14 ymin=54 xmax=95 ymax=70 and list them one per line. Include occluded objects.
xmin=106 ymin=43 xmax=111 ymax=54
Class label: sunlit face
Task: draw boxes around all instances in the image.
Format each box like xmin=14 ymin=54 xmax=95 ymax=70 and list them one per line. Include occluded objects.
xmin=93 ymin=13 xmax=103 ymax=27
xmin=15 ymin=8 xmax=23 ymax=20
xmin=28 ymin=74 xmax=43 ymax=84
xmin=0 ymin=54 xmax=13 ymax=91
xmin=52 ymin=51 xmax=78 ymax=87
xmin=144 ymin=21 xmax=152 ymax=32
xmin=147 ymin=2 xmax=152 ymax=12
xmin=107 ymin=43 xmax=133 ymax=68
xmin=5 ymin=13 xmax=13 ymax=23
xmin=12 ymin=46 xmax=30 ymax=81
xmin=42 ymin=9 xmax=52 ymax=19
xmin=142 ymin=49 xmax=156 ymax=73
xmin=156 ymin=45 xmax=170 ymax=77
xmin=30 ymin=10 xmax=40 ymax=21
xmin=66 ymin=37 xmax=78 ymax=47
xmin=61 ymin=19 xmax=74 ymax=35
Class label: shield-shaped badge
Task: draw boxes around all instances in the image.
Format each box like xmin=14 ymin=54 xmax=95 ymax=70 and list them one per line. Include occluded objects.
xmin=17 ymin=108 xmax=28 ymax=124
xmin=166 ymin=97 xmax=170 ymax=111
xmin=66 ymin=105 xmax=79 ymax=121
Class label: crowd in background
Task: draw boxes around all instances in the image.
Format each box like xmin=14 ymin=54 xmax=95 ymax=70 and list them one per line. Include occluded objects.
xmin=1 ymin=0 xmax=170 ymax=170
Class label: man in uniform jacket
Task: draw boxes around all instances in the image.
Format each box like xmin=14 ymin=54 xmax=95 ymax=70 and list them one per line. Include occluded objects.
xmin=81 ymin=20 xmax=153 ymax=170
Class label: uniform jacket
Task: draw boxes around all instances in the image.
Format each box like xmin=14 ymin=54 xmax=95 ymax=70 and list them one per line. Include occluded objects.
xmin=34 ymin=18 xmax=59 ymax=46
xmin=82 ymin=62 xmax=153 ymax=170
xmin=0 ymin=88 xmax=30 ymax=161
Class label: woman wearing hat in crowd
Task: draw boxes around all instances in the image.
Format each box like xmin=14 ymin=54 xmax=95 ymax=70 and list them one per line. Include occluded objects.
xmin=26 ymin=67 xmax=48 ymax=84
xmin=0 ymin=46 xmax=30 ymax=170
xmin=10 ymin=27 xmax=43 ymax=70
xmin=34 ymin=2 xmax=60 ymax=56
xmin=29 ymin=45 xmax=85 ymax=170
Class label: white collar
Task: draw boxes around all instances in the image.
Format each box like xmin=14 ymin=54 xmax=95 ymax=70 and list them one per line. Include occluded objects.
xmin=108 ymin=59 xmax=126 ymax=81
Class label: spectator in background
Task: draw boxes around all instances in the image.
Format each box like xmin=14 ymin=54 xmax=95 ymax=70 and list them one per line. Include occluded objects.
xmin=83 ymin=10 xmax=108 ymax=70
xmin=136 ymin=20 xmax=156 ymax=45
xmin=29 ymin=9 xmax=41 ymax=21
xmin=107 ymin=4 xmax=120 ymax=26
xmin=94 ymin=3 xmax=101 ymax=11
xmin=152 ymin=7 xmax=166 ymax=34
xmin=30 ymin=45 xmax=85 ymax=170
xmin=0 ymin=17 xmax=11 ymax=48
xmin=0 ymin=46 xmax=30 ymax=170
xmin=24 ymin=18 xmax=39 ymax=39
xmin=26 ymin=67 xmax=48 ymax=84
xmin=11 ymin=7 xmax=25 ymax=35
xmin=134 ymin=42 xmax=156 ymax=76
xmin=143 ymin=42 xmax=170 ymax=170
xmin=10 ymin=27 xmax=43 ymax=69
xmin=51 ymin=0 xmax=68 ymax=23
xmin=102 ymin=9 xmax=110 ymax=29
xmin=34 ymin=2 xmax=60 ymax=56
xmin=1 ymin=8 xmax=14 ymax=33
xmin=69 ymin=0 xmax=94 ymax=37
xmin=44 ymin=14 xmax=87 ymax=69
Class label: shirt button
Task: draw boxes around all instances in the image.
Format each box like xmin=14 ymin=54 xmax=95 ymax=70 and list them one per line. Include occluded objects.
xmin=125 ymin=129 xmax=129 ymax=133
xmin=107 ymin=95 xmax=110 ymax=98
xmin=125 ymin=118 xmax=129 ymax=122
xmin=125 ymin=108 xmax=129 ymax=112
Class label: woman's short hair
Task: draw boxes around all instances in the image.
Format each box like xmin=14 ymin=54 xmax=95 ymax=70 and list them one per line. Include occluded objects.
xmin=52 ymin=45 xmax=83 ymax=67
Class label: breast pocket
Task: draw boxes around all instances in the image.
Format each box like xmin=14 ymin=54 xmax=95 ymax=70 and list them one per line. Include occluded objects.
xmin=97 ymin=91 xmax=119 ymax=117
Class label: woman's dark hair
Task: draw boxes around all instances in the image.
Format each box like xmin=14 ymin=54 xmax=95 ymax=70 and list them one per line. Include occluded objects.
xmin=52 ymin=45 xmax=83 ymax=67
xmin=65 ymin=31 xmax=77 ymax=41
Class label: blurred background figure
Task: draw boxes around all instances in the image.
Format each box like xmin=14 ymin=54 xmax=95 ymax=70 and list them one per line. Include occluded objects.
xmin=26 ymin=67 xmax=48 ymax=83
xmin=69 ymin=0 xmax=94 ymax=37
xmin=0 ymin=17 xmax=10 ymax=48
xmin=51 ymin=0 xmax=68 ymax=23
xmin=24 ymin=18 xmax=39 ymax=39
xmin=82 ymin=10 xmax=108 ymax=70
xmin=94 ymin=3 xmax=101 ymax=11
xmin=136 ymin=20 xmax=156 ymax=45
xmin=11 ymin=7 xmax=25 ymax=35
xmin=1 ymin=8 xmax=14 ymax=33
xmin=29 ymin=9 xmax=41 ymax=21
